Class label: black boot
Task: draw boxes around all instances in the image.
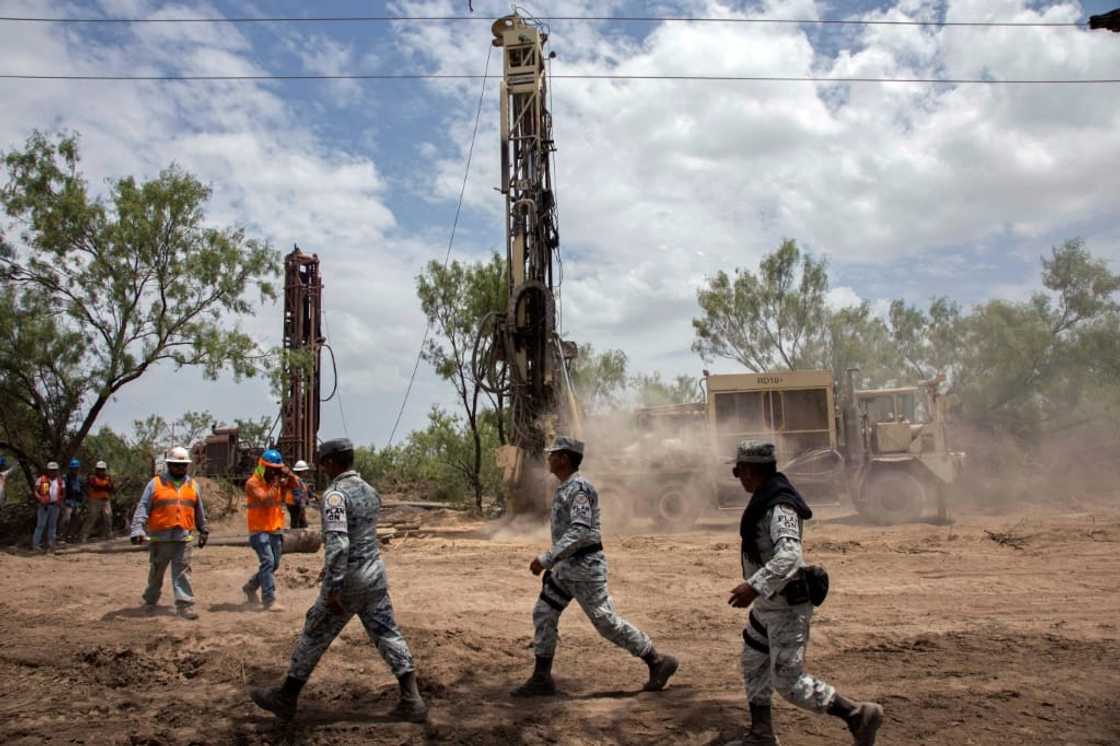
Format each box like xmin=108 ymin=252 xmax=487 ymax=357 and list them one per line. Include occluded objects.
xmin=388 ymin=670 xmax=429 ymax=723
xmin=829 ymin=694 xmax=883 ymax=745
xmin=250 ymin=676 xmax=304 ymax=721
xmin=511 ymin=655 xmax=557 ymax=697
xmin=640 ymin=646 xmax=680 ymax=691
xmin=731 ymin=703 xmax=780 ymax=746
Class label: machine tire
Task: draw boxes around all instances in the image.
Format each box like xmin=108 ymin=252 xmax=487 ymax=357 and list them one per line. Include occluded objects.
xmin=857 ymin=469 xmax=927 ymax=525
xmin=652 ymin=483 xmax=702 ymax=531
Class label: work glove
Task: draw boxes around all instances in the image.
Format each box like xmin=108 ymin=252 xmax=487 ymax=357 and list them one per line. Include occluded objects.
xmin=197 ymin=531 xmax=209 ymax=549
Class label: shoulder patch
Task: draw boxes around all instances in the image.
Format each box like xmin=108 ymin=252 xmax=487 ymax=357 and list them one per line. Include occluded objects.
xmin=322 ymin=491 xmax=348 ymax=533
xmin=770 ymin=505 xmax=802 ymax=542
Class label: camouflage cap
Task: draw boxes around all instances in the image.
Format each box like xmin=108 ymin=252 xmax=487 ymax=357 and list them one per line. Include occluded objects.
xmin=319 ymin=437 xmax=354 ymax=459
xmin=544 ymin=435 xmax=584 ymax=456
xmin=730 ymin=440 xmax=776 ymax=465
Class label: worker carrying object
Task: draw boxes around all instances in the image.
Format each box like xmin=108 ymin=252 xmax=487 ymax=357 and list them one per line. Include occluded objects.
xmin=250 ymin=437 xmax=428 ymax=723
xmin=58 ymin=457 xmax=86 ymax=543
xmin=79 ymin=461 xmax=116 ymax=542
xmin=32 ymin=462 xmax=65 ymax=553
xmin=285 ymin=460 xmax=311 ymax=529
xmin=129 ymin=447 xmax=209 ymax=621
xmin=242 ymin=449 xmax=296 ymax=612
xmin=724 ymin=440 xmax=882 ymax=746
xmin=512 ymin=435 xmax=680 ymax=697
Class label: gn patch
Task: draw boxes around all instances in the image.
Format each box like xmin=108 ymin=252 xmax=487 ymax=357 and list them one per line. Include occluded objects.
xmin=772 ymin=506 xmax=802 ymax=542
xmin=322 ymin=491 xmax=348 ymax=533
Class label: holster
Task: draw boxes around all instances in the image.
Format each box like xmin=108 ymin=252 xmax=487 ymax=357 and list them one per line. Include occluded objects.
xmin=781 ymin=565 xmax=829 ymax=607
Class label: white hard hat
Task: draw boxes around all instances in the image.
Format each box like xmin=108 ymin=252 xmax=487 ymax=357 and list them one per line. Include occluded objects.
xmin=95 ymin=460 xmax=108 ymax=470
xmin=46 ymin=461 xmax=60 ymax=470
xmin=293 ymin=460 xmax=310 ymax=472
xmin=165 ymin=446 xmax=191 ymax=464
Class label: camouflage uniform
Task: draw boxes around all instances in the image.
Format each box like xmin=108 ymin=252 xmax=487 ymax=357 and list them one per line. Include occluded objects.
xmin=740 ymin=502 xmax=835 ymax=713
xmin=287 ymin=470 xmax=415 ymax=680
xmin=533 ymin=472 xmax=652 ymax=659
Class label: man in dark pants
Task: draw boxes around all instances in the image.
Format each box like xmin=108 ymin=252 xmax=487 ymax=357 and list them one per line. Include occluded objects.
xmin=726 ymin=440 xmax=882 ymax=746
xmin=250 ymin=438 xmax=427 ymax=723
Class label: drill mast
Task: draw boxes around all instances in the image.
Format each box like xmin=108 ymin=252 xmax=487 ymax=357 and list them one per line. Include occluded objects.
xmin=485 ymin=13 xmax=580 ymax=513
xmin=278 ymin=247 xmax=323 ymax=467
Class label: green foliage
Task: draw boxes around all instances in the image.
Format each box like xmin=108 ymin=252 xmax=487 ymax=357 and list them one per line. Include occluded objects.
xmin=415 ymin=252 xmax=506 ymax=508
xmin=0 ymin=131 xmax=280 ymax=473
xmin=232 ymin=416 xmax=274 ymax=450
xmin=692 ymin=239 xmax=829 ymax=371
xmin=570 ymin=343 xmax=629 ymax=412
xmin=630 ymin=372 xmax=702 ymax=407
xmin=355 ymin=407 xmax=503 ymax=506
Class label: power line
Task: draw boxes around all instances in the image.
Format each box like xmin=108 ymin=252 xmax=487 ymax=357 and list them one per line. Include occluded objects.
xmin=0 ymin=14 xmax=1091 ymax=28
xmin=385 ymin=45 xmax=493 ymax=450
xmin=1 ymin=72 xmax=1115 ymax=84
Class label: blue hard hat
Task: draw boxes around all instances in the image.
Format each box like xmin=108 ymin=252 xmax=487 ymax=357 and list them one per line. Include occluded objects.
xmin=69 ymin=458 xmax=81 ymax=469
xmin=261 ymin=449 xmax=284 ymax=467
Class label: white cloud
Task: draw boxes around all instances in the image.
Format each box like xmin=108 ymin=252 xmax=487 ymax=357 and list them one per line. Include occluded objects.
xmin=2 ymin=0 xmax=1118 ymax=447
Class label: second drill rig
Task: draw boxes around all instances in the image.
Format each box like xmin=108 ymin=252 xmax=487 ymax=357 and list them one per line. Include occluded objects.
xmin=476 ymin=13 xmax=582 ymax=514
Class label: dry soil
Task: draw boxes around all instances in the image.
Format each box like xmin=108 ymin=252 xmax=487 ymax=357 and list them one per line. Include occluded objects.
xmin=0 ymin=503 xmax=1117 ymax=745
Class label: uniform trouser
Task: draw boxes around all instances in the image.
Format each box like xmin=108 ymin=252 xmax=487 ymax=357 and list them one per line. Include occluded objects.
xmin=79 ymin=499 xmax=113 ymax=541
xmin=287 ymin=561 xmax=415 ymax=681
xmin=32 ymin=504 xmax=60 ymax=549
xmin=741 ymin=602 xmax=836 ymax=713
xmin=247 ymin=532 xmax=284 ymax=602
xmin=144 ymin=541 xmax=195 ymax=607
xmin=533 ymin=567 xmax=652 ymax=659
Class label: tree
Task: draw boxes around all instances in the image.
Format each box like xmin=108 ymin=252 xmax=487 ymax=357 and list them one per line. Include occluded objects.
xmin=692 ymin=239 xmax=829 ymax=371
xmin=232 ymin=416 xmax=274 ymax=450
xmin=887 ymin=297 xmax=964 ymax=382
xmin=630 ymin=372 xmax=702 ymax=407
xmin=416 ymin=252 xmax=506 ymax=510
xmin=569 ymin=343 xmax=629 ymax=412
xmin=818 ymin=303 xmax=903 ymax=388
xmin=0 ymin=131 xmax=279 ymax=475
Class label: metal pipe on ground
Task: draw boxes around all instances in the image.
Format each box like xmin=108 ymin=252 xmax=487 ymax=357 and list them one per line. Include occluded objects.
xmin=54 ymin=528 xmax=325 ymax=555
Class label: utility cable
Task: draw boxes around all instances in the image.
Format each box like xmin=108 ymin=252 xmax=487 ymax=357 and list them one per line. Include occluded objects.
xmin=320 ymin=304 xmax=350 ymax=440
xmin=2 ymin=72 xmax=1114 ymax=84
xmin=0 ymin=14 xmax=1092 ymax=28
xmin=385 ymin=44 xmax=493 ymax=449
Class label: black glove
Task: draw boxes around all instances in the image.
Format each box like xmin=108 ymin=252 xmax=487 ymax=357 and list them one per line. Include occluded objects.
xmin=130 ymin=535 xmax=143 ymax=546
xmin=197 ymin=531 xmax=208 ymax=549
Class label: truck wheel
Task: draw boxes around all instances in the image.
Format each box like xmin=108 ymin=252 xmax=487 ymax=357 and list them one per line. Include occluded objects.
xmin=652 ymin=484 xmax=701 ymax=531
xmin=858 ymin=470 xmax=926 ymax=525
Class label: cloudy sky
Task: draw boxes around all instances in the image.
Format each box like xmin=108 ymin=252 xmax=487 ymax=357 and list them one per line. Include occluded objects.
xmin=2 ymin=0 xmax=1118 ymax=448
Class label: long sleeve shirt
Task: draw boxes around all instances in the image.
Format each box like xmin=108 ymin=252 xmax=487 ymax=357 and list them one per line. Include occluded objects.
xmin=129 ymin=473 xmax=208 ymax=542
xmin=741 ymin=504 xmax=806 ymax=606
xmin=538 ymin=473 xmax=604 ymax=580
xmin=318 ymin=470 xmax=383 ymax=595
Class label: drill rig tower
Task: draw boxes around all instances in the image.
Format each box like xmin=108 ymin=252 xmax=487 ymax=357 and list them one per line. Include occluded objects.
xmin=278 ymin=247 xmax=323 ymax=467
xmin=480 ymin=13 xmax=581 ymax=514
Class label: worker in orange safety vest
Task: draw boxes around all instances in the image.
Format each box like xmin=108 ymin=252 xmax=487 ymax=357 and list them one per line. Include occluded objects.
xmin=242 ymin=449 xmax=296 ymax=611
xmin=129 ymin=447 xmax=209 ymax=620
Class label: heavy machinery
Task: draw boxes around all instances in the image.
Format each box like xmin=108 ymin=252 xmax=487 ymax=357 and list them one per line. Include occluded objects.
xmin=277 ymin=246 xmax=323 ymax=468
xmin=475 ymin=12 xmax=582 ymax=514
xmin=588 ymin=369 xmax=964 ymax=527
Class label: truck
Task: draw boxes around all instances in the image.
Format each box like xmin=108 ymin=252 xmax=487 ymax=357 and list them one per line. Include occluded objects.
xmin=586 ymin=369 xmax=964 ymax=528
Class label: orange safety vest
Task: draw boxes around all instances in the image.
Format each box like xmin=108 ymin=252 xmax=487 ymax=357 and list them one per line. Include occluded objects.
xmin=88 ymin=474 xmax=114 ymax=500
xmin=35 ymin=476 xmax=63 ymax=505
xmin=147 ymin=476 xmax=198 ymax=532
xmin=246 ymin=473 xmax=285 ymax=533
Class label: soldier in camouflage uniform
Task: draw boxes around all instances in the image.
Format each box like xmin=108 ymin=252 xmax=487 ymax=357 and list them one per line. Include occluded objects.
xmin=726 ymin=441 xmax=882 ymax=746
xmin=513 ymin=435 xmax=679 ymax=696
xmin=250 ymin=438 xmax=427 ymax=723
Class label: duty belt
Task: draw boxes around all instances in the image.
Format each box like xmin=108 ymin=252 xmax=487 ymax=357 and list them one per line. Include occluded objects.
xmin=570 ymin=542 xmax=604 ymax=560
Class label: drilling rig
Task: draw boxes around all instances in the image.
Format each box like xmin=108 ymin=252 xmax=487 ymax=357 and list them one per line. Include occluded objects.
xmin=278 ymin=246 xmax=323 ymax=468
xmin=475 ymin=13 xmax=582 ymax=514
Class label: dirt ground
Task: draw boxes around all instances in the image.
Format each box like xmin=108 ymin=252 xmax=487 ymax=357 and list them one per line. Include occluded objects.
xmin=1 ymin=502 xmax=1118 ymax=745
